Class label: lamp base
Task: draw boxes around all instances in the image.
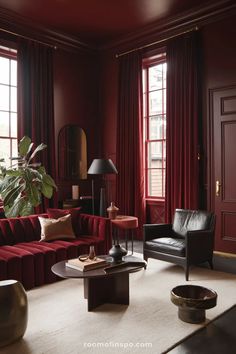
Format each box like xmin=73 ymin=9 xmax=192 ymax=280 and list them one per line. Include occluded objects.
xmin=109 ymin=244 xmax=127 ymax=263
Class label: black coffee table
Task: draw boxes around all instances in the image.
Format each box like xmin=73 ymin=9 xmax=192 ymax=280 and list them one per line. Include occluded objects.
xmin=51 ymin=255 xmax=146 ymax=311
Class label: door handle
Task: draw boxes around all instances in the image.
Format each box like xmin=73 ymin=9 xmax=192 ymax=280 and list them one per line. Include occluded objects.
xmin=216 ymin=180 xmax=221 ymax=197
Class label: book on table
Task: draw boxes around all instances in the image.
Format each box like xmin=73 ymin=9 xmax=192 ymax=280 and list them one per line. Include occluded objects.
xmin=66 ymin=257 xmax=108 ymax=272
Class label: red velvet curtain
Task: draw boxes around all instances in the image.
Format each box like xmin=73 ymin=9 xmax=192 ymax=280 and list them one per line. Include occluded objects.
xmin=116 ymin=52 xmax=145 ymax=238
xmin=165 ymin=32 xmax=200 ymax=222
xmin=17 ymin=39 xmax=57 ymax=211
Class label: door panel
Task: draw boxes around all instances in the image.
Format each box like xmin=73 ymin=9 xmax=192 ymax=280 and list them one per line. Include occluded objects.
xmin=212 ymin=86 xmax=236 ymax=253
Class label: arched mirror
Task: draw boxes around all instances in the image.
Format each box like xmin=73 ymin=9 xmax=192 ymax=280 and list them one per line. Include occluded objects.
xmin=58 ymin=125 xmax=87 ymax=180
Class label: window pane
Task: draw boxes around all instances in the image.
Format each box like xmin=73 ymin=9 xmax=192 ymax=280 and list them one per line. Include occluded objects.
xmin=11 ymin=138 xmax=18 ymax=159
xmin=149 ymin=65 xmax=162 ymax=91
xmin=10 ymin=113 xmax=17 ymax=138
xmin=0 ymin=138 xmax=10 ymax=166
xmin=149 ymin=115 xmax=164 ymax=140
xmin=0 ymin=111 xmax=9 ymax=136
xmin=147 ymin=141 xmax=163 ymax=167
xmin=149 ymin=90 xmax=163 ymax=115
xmin=10 ymin=60 xmax=17 ymax=86
xmin=142 ymin=69 xmax=146 ymax=93
xmin=0 ymin=85 xmax=9 ymax=110
xmin=148 ymin=169 xmax=163 ymax=197
xmin=163 ymin=63 xmax=167 ymax=89
xmin=10 ymin=87 xmax=17 ymax=112
xmin=163 ymin=89 xmax=166 ymax=113
xmin=0 ymin=57 xmax=9 ymax=85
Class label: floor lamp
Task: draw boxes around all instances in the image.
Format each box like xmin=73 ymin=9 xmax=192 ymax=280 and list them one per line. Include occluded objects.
xmin=87 ymin=159 xmax=118 ymax=216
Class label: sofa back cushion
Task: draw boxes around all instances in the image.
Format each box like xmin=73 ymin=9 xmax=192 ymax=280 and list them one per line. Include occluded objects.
xmin=172 ymin=209 xmax=213 ymax=239
xmin=0 ymin=213 xmax=48 ymax=245
xmin=47 ymin=208 xmax=81 ymax=236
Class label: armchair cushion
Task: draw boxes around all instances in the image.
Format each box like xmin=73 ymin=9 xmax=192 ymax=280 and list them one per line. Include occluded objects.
xmin=145 ymin=237 xmax=186 ymax=257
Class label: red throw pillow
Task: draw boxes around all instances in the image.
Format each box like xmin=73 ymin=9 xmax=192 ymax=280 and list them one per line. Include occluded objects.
xmin=47 ymin=207 xmax=81 ymax=236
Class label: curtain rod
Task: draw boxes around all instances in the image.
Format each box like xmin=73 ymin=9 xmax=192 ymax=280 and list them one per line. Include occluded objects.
xmin=0 ymin=27 xmax=57 ymax=49
xmin=115 ymin=25 xmax=198 ymax=58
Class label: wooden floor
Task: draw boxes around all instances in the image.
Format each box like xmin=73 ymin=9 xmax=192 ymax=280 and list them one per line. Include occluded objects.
xmin=166 ymin=305 xmax=236 ymax=354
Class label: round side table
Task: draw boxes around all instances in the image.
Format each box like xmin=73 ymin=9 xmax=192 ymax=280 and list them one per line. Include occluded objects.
xmin=0 ymin=280 xmax=28 ymax=347
xmin=111 ymin=215 xmax=138 ymax=255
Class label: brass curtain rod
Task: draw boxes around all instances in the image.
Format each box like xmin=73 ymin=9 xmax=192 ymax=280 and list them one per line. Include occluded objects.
xmin=116 ymin=25 xmax=198 ymax=58
xmin=0 ymin=27 xmax=57 ymax=49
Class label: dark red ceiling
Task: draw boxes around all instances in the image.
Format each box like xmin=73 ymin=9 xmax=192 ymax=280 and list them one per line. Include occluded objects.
xmin=0 ymin=0 xmax=215 ymax=43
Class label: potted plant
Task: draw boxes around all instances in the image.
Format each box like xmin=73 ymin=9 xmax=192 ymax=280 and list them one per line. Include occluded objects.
xmin=0 ymin=136 xmax=57 ymax=218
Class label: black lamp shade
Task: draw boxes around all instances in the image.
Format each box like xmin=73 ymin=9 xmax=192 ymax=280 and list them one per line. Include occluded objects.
xmin=87 ymin=159 xmax=118 ymax=175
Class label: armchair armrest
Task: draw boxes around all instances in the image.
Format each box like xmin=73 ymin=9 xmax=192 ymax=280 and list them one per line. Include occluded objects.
xmin=143 ymin=223 xmax=172 ymax=242
xmin=186 ymin=229 xmax=215 ymax=262
xmin=80 ymin=214 xmax=112 ymax=253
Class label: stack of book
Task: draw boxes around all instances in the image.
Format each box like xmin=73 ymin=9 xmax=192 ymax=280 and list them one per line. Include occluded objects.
xmin=66 ymin=257 xmax=107 ymax=272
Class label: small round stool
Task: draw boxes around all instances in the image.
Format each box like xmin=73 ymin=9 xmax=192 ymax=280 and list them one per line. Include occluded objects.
xmin=111 ymin=215 xmax=138 ymax=255
xmin=0 ymin=280 xmax=28 ymax=347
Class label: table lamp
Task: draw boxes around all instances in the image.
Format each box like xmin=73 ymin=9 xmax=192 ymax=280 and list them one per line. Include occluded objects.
xmin=87 ymin=158 xmax=118 ymax=216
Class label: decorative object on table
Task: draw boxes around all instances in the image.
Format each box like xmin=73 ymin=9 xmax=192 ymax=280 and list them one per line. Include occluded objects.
xmin=0 ymin=280 xmax=28 ymax=347
xmin=88 ymin=245 xmax=96 ymax=260
xmin=171 ymin=285 xmax=217 ymax=324
xmin=66 ymin=257 xmax=108 ymax=272
xmin=87 ymin=158 xmax=118 ymax=216
xmin=72 ymin=185 xmax=79 ymax=200
xmin=109 ymin=244 xmax=127 ymax=263
xmin=0 ymin=136 xmax=57 ymax=218
xmin=107 ymin=202 xmax=119 ymax=219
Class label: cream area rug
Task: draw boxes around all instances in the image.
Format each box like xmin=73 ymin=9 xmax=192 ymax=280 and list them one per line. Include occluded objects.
xmin=1 ymin=255 xmax=236 ymax=354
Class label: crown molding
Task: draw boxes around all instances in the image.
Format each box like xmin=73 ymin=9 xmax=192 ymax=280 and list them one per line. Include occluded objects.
xmin=0 ymin=6 xmax=97 ymax=52
xmin=100 ymin=0 xmax=236 ymax=52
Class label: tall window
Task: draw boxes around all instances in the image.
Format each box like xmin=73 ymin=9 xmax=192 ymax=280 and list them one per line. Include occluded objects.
xmin=143 ymin=54 xmax=166 ymax=199
xmin=0 ymin=45 xmax=17 ymax=167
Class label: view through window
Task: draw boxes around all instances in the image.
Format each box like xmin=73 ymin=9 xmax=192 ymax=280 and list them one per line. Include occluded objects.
xmin=0 ymin=45 xmax=17 ymax=167
xmin=143 ymin=55 xmax=166 ymax=199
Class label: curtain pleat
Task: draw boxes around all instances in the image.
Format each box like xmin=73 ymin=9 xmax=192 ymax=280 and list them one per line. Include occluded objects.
xmin=165 ymin=32 xmax=200 ymax=222
xmin=116 ymin=52 xmax=145 ymax=239
xmin=17 ymin=39 xmax=57 ymax=211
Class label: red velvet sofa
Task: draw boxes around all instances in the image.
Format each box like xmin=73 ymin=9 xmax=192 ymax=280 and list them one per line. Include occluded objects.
xmin=0 ymin=213 xmax=112 ymax=290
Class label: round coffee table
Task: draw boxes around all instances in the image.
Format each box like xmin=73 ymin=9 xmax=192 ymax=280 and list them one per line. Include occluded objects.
xmin=51 ymin=255 xmax=146 ymax=311
xmin=171 ymin=285 xmax=217 ymax=323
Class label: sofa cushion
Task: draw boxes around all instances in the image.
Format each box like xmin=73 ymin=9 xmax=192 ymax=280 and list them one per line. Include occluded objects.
xmin=47 ymin=207 xmax=81 ymax=236
xmin=145 ymin=237 xmax=186 ymax=257
xmin=39 ymin=214 xmax=76 ymax=242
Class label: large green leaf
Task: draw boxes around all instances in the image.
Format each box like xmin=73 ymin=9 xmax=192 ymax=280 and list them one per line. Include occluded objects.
xmin=19 ymin=136 xmax=32 ymax=157
xmin=28 ymin=143 xmax=47 ymax=163
xmin=43 ymin=174 xmax=57 ymax=189
xmin=4 ymin=197 xmax=29 ymax=218
xmin=3 ymin=184 xmax=25 ymax=208
xmin=41 ymin=183 xmax=53 ymax=198
xmin=19 ymin=200 xmax=34 ymax=216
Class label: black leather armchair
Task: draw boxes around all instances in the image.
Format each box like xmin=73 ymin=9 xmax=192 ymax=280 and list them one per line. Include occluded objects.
xmin=143 ymin=209 xmax=216 ymax=280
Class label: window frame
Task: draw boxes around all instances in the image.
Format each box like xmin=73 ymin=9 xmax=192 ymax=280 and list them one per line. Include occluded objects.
xmin=0 ymin=45 xmax=17 ymax=167
xmin=142 ymin=53 xmax=166 ymax=201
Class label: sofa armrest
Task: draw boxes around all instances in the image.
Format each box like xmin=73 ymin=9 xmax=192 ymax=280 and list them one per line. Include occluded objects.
xmin=143 ymin=223 xmax=173 ymax=242
xmin=80 ymin=214 xmax=112 ymax=253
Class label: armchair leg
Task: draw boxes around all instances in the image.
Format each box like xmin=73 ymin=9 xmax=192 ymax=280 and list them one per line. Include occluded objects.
xmin=143 ymin=255 xmax=148 ymax=269
xmin=185 ymin=266 xmax=189 ymax=281
xmin=208 ymin=259 xmax=213 ymax=270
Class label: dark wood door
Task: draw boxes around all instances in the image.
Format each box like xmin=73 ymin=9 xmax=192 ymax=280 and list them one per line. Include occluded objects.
xmin=211 ymin=86 xmax=236 ymax=253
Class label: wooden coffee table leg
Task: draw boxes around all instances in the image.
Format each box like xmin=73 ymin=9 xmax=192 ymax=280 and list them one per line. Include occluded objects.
xmin=83 ymin=273 xmax=129 ymax=311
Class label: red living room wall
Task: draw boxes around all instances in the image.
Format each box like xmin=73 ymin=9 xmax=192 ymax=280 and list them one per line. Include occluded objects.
xmin=54 ymin=48 xmax=101 ymax=202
